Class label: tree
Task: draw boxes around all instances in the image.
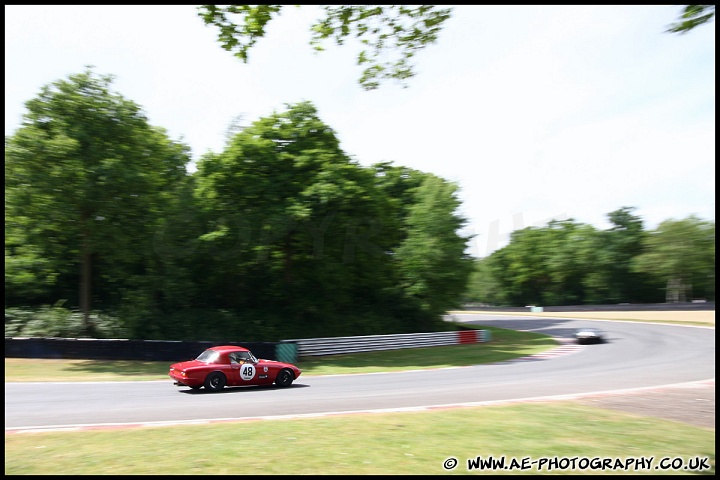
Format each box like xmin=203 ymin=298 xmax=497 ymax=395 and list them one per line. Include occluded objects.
xmin=193 ymin=101 xmax=407 ymax=337
xmin=485 ymin=219 xmax=603 ymax=307
xmin=463 ymin=256 xmax=507 ymax=306
xmin=632 ymin=216 xmax=715 ymax=302
xmin=5 ymin=68 xmax=190 ymax=333
xmin=189 ymin=103 xmax=475 ymax=337
xmin=469 ymin=217 xmax=611 ymax=306
xmin=666 ymin=5 xmax=715 ymax=34
xmin=541 ymin=220 xmax=602 ymax=306
xmin=197 ymin=5 xmax=712 ymax=91
xmin=487 ymin=226 xmax=549 ymax=307
xmin=394 ymin=174 xmax=475 ymax=316
xmin=197 ymin=5 xmax=452 ymax=90
xmin=587 ymin=207 xmax=660 ymax=304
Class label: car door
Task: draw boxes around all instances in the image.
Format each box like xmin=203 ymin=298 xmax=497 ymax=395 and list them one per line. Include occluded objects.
xmin=228 ymin=352 xmax=265 ymax=386
xmin=235 ymin=361 xmax=258 ymax=385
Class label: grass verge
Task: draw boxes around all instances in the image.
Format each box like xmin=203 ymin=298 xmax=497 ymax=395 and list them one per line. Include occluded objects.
xmin=5 ymin=403 xmax=714 ymax=475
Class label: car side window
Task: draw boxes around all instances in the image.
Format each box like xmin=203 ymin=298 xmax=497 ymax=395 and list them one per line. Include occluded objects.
xmin=230 ymin=352 xmax=252 ymax=364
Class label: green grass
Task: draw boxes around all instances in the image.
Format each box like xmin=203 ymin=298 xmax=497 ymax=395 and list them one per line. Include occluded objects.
xmin=5 ymin=323 xmax=715 ymax=475
xmin=5 ymin=404 xmax=714 ymax=475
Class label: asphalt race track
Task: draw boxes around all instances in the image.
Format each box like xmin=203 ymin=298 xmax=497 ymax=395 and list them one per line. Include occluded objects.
xmin=5 ymin=315 xmax=716 ymax=432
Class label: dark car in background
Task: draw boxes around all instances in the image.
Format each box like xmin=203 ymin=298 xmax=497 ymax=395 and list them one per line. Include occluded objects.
xmin=574 ymin=327 xmax=605 ymax=345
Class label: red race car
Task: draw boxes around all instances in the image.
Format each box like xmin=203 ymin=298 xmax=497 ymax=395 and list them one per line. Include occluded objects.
xmin=169 ymin=345 xmax=301 ymax=392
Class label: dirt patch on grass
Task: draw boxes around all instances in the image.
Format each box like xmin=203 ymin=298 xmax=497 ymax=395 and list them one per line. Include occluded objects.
xmin=576 ymin=380 xmax=715 ymax=430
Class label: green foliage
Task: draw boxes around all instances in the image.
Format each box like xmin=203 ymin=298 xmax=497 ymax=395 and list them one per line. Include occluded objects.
xmin=4 ymin=239 xmax=59 ymax=304
xmin=394 ymin=174 xmax=474 ymax=315
xmin=463 ymin=256 xmax=508 ymax=306
xmin=184 ymin=101 xmax=467 ymax=338
xmin=197 ymin=5 xmax=452 ymax=90
xmin=632 ymin=216 xmax=715 ymax=302
xmin=195 ymin=5 xmax=702 ymax=90
xmin=195 ymin=103 xmax=382 ymax=319
xmin=197 ymin=4 xmax=283 ymax=63
xmin=5 ymin=67 xmax=191 ymax=333
xmin=586 ymin=207 xmax=661 ymax=303
xmin=666 ymin=5 xmax=715 ymax=34
xmin=5 ymin=305 xmax=127 ymax=339
xmin=487 ymin=225 xmax=555 ymax=306
xmin=464 ymin=209 xmax=714 ymax=307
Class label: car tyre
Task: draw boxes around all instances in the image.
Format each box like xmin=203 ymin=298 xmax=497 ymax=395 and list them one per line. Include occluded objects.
xmin=275 ymin=368 xmax=294 ymax=388
xmin=204 ymin=372 xmax=227 ymax=392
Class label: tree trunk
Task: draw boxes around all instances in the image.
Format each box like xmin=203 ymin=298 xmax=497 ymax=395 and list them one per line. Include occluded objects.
xmin=80 ymin=231 xmax=93 ymax=336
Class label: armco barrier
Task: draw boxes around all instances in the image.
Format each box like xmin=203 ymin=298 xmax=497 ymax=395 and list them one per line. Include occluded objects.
xmin=286 ymin=330 xmax=490 ymax=357
xmin=3 ymin=337 xmax=278 ymax=362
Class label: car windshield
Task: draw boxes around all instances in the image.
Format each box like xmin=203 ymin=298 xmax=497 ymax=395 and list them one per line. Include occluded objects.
xmin=230 ymin=351 xmax=258 ymax=363
xmin=196 ymin=349 xmax=220 ymax=363
xmin=577 ymin=328 xmax=601 ymax=335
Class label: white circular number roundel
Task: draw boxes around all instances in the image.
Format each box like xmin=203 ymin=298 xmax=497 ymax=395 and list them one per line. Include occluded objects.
xmin=240 ymin=364 xmax=256 ymax=381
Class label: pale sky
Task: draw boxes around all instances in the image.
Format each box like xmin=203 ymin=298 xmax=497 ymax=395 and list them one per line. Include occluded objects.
xmin=5 ymin=5 xmax=715 ymax=256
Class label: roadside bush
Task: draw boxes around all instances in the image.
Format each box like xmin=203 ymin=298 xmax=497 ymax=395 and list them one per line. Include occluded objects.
xmin=4 ymin=305 xmax=128 ymax=339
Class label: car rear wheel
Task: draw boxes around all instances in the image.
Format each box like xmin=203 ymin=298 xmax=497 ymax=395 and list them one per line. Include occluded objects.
xmin=275 ymin=369 xmax=294 ymax=388
xmin=204 ymin=372 xmax=227 ymax=392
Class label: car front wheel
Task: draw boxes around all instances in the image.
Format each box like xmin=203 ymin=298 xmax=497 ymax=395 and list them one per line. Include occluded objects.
xmin=204 ymin=372 xmax=227 ymax=392
xmin=275 ymin=369 xmax=294 ymax=388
